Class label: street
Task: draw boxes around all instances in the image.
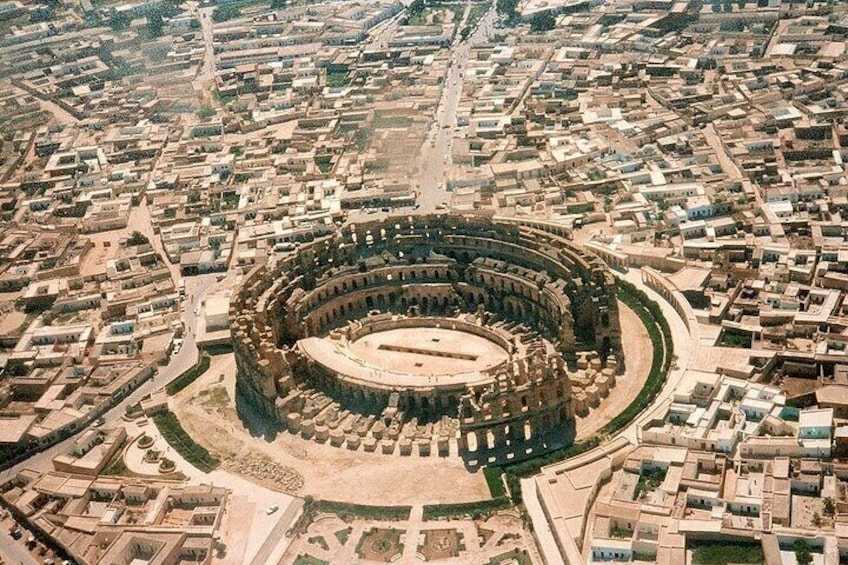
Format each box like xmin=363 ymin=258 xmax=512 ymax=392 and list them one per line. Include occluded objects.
xmin=416 ymin=5 xmax=497 ymax=211
xmin=0 ymin=526 xmax=39 ymax=565
xmin=0 ymin=274 xmax=218 ymax=485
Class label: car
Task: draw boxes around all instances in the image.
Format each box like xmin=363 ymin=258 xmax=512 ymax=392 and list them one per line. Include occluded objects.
xmin=92 ymin=418 xmax=105 ymax=428
xmin=266 ymin=505 xmax=279 ymax=515
xmin=172 ymin=339 xmax=183 ymax=355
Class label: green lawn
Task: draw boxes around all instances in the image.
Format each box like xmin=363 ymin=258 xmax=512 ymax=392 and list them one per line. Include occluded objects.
xmin=166 ymin=354 xmax=211 ymax=395
xmin=717 ymin=331 xmax=752 ymax=348
xmin=691 ymin=541 xmax=764 ymax=564
xmin=153 ymin=411 xmax=219 ymax=472
xmin=293 ymin=556 xmax=328 ymax=565
xmin=327 ymin=70 xmax=350 ymax=88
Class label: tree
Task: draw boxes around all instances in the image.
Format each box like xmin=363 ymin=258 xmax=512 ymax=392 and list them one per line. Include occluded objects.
xmin=530 ymin=11 xmax=555 ymax=32
xmin=147 ymin=11 xmax=164 ymax=37
xmin=212 ymin=4 xmax=241 ymax=22
xmin=127 ymin=231 xmax=149 ymax=246
xmin=197 ymin=106 xmax=216 ymax=119
xmin=109 ymin=10 xmax=131 ymax=31
xmin=408 ymin=0 xmax=426 ymax=18
xmin=496 ymin=0 xmax=519 ymax=24
xmin=824 ymin=497 xmax=836 ymax=516
xmin=271 ymin=0 xmax=287 ymax=8
xmin=793 ymin=539 xmax=813 ymax=565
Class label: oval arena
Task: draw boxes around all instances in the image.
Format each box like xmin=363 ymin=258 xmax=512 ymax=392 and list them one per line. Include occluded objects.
xmin=230 ymin=214 xmax=624 ymax=463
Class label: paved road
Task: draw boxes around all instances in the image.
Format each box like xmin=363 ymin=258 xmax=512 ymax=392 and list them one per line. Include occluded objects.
xmin=0 ymin=274 xmax=218 ymax=484
xmin=522 ymin=266 xmax=698 ymax=565
xmin=416 ymin=5 xmax=497 ymax=212
xmin=365 ymin=11 xmax=404 ymax=49
xmin=127 ymin=198 xmax=182 ymax=285
xmin=0 ymin=527 xmax=39 ymax=565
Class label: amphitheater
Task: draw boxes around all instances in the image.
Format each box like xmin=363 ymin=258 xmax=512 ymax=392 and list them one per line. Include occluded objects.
xmin=230 ymin=214 xmax=624 ymax=465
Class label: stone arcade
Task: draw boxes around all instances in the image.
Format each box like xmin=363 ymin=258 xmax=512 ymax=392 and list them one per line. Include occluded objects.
xmin=230 ymin=214 xmax=623 ymax=462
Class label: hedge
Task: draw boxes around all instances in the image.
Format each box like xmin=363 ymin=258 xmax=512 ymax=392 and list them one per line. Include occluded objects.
xmin=422 ymin=497 xmax=511 ymax=520
xmin=488 ymin=279 xmax=674 ymax=504
xmin=483 ymin=466 xmax=506 ymax=498
xmin=166 ymin=353 xmax=211 ymax=396
xmin=315 ymin=500 xmax=411 ymax=521
xmin=153 ymin=410 xmax=219 ymax=472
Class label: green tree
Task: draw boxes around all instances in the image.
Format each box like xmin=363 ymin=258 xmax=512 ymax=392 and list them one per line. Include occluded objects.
xmin=127 ymin=231 xmax=149 ymax=246
xmin=496 ymin=0 xmax=518 ymax=24
xmin=212 ymin=4 xmax=241 ymax=22
xmin=793 ymin=539 xmax=813 ymax=565
xmin=824 ymin=497 xmax=836 ymax=516
xmin=408 ymin=0 xmax=426 ymax=18
xmin=147 ymin=11 xmax=164 ymax=37
xmin=109 ymin=10 xmax=131 ymax=31
xmin=530 ymin=11 xmax=555 ymax=32
xmin=271 ymin=0 xmax=287 ymax=8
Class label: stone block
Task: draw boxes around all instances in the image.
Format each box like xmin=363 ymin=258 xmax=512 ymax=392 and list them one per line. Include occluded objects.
xmin=363 ymin=437 xmax=378 ymax=452
xmin=330 ymin=428 xmax=345 ymax=447
xmin=286 ymin=412 xmax=302 ymax=433
xmin=300 ymin=419 xmax=315 ymax=439
xmin=346 ymin=434 xmax=361 ymax=450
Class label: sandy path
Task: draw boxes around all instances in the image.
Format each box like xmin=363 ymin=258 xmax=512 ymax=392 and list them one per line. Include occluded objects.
xmin=574 ymin=301 xmax=654 ymax=441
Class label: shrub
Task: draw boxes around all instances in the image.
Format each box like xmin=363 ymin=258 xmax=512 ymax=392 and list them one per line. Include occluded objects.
xmin=422 ymin=497 xmax=511 ymax=520
xmin=153 ymin=411 xmax=219 ymax=472
xmin=488 ymin=279 xmax=674 ymax=503
xmin=314 ymin=500 xmax=411 ymax=521
xmin=166 ymin=354 xmax=211 ymax=395
xmin=483 ymin=466 xmax=506 ymax=497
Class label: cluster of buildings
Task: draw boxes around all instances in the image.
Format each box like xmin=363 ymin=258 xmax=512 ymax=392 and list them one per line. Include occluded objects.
xmin=1 ymin=424 xmax=228 ymax=565
xmin=7 ymin=0 xmax=848 ymax=562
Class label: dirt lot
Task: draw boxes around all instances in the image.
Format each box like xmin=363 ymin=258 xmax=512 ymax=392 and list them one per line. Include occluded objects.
xmin=79 ymin=228 xmax=130 ymax=278
xmin=574 ymin=300 xmax=654 ymax=441
xmin=0 ymin=306 xmax=27 ymax=334
xmin=172 ymin=354 xmax=491 ymax=505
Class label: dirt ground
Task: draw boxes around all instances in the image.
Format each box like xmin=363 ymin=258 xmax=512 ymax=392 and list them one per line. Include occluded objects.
xmin=574 ymin=300 xmax=654 ymax=441
xmin=172 ymin=299 xmax=652 ymax=504
xmin=0 ymin=307 xmax=27 ymax=334
xmin=79 ymin=228 xmax=130 ymax=278
xmin=280 ymin=508 xmax=534 ymax=565
xmin=172 ymin=354 xmax=491 ymax=505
